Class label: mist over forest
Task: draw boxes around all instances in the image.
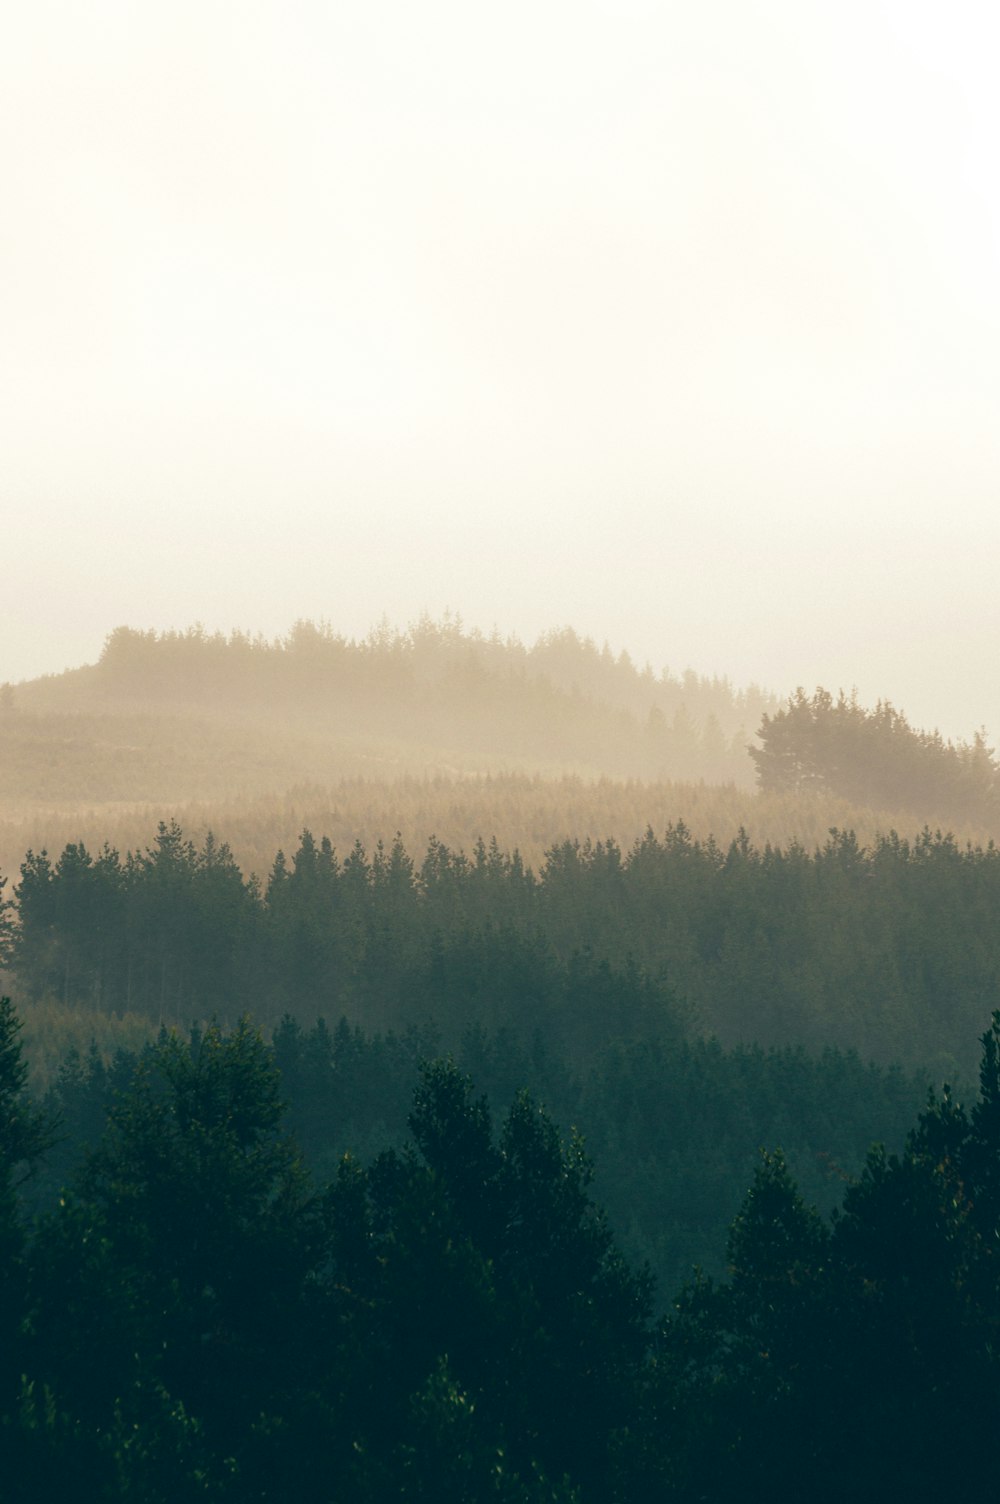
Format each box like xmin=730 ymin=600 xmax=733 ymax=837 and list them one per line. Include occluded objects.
xmin=6 ymin=617 xmax=771 ymax=788
xmin=4 ymin=615 xmax=1000 ymax=1498
xmin=8 ymin=0 xmax=1000 ymax=1486
xmin=4 ymin=615 xmax=998 ymax=865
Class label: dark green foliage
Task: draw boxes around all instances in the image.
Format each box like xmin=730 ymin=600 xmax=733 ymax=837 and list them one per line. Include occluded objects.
xmin=27 ymin=1020 xmax=315 ymax=1471
xmin=0 ymin=998 xmax=57 ymax=1492
xmin=10 ymin=756 xmax=1000 ymax=1494
xmin=0 ymin=994 xmax=54 ymax=1276
xmin=9 ymin=1016 xmax=320 ymax=1501
xmin=34 ymin=1011 xmax=924 ymax=1299
xmin=0 ymin=997 xmax=53 ymax=1180
xmin=574 ymin=1033 xmax=921 ymax=1290
xmin=7 ymin=992 xmax=1000 ymax=1499
xmin=14 ymin=825 xmax=261 ymax=1018
xmin=14 ymin=819 xmax=1000 ymax=1072
xmin=656 ymin=1014 xmax=1000 ymax=1500
xmin=322 ymin=1059 xmax=651 ymax=1500
xmin=3 ymin=1006 xmax=652 ymax=1501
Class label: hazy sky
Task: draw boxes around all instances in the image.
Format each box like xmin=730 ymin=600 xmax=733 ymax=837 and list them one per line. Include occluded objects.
xmin=4 ymin=0 xmax=1000 ymax=739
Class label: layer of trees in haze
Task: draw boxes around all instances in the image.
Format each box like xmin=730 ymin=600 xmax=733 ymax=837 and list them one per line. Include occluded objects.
xmin=5 ymin=621 xmax=1000 ymax=888
xmin=2 ymin=619 xmax=770 ymax=798
xmin=7 ymin=773 xmax=995 ymax=916
xmin=93 ymin=619 xmax=767 ymax=739
xmin=6 ymin=616 xmax=1000 ymax=1497
xmin=6 ymin=819 xmax=997 ymax=1072
xmin=0 ymin=809 xmax=989 ymax=1296
xmin=30 ymin=997 xmax=923 ymax=1303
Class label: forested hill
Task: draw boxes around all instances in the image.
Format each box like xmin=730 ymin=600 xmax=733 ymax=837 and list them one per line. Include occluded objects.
xmin=3 ymin=619 xmax=772 ymax=790
xmin=6 ymin=619 xmax=1000 ymax=860
xmin=95 ymin=620 xmax=772 ymax=738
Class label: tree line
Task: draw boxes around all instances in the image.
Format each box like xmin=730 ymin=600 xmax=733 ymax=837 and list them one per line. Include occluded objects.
xmin=8 ymin=819 xmax=1000 ymax=1071
xmin=8 ymin=772 xmax=981 ymax=910
xmin=92 ymin=618 xmax=770 ymax=745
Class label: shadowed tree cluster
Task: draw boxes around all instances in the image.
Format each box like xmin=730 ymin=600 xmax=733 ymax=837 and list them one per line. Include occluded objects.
xmin=2 ymin=1000 xmax=1000 ymax=1499
xmin=3 ymin=1003 xmax=650 ymax=1502
xmin=35 ymin=1008 xmax=923 ymax=1299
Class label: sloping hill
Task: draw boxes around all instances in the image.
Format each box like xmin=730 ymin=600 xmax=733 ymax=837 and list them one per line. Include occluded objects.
xmin=2 ymin=619 xmax=774 ymax=809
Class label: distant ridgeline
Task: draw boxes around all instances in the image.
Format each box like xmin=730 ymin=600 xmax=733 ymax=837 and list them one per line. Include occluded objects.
xmin=11 ymin=621 xmax=997 ymax=817
xmin=5 ymin=818 xmax=1000 ymax=1074
xmin=752 ymin=687 xmax=1000 ymax=826
xmin=82 ymin=619 xmax=766 ymax=782
xmin=96 ymin=619 xmax=766 ymax=722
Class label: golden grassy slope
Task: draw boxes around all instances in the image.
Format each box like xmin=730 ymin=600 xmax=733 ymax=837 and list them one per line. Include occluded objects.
xmin=3 ymin=773 xmax=994 ymax=890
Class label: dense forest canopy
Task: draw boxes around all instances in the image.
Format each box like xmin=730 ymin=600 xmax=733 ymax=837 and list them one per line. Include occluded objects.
xmin=2 ymin=997 xmax=999 ymax=1500
xmin=30 ymin=999 xmax=923 ymax=1302
xmin=4 ymin=818 xmax=998 ymax=1075
xmin=5 ymin=807 xmax=980 ymax=1298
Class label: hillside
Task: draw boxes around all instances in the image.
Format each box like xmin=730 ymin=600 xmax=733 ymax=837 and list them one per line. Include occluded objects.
xmin=2 ymin=620 xmax=771 ymax=805
xmin=5 ymin=619 xmax=1000 ymax=887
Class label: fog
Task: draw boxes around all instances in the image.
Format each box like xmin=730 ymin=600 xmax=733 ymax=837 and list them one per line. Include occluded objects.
xmin=4 ymin=0 xmax=1000 ymax=740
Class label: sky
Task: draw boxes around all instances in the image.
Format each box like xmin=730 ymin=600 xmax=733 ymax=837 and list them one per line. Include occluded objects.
xmin=3 ymin=0 xmax=1000 ymax=740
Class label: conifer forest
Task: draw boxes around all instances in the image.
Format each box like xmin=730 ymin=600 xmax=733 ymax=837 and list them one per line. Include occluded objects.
xmin=10 ymin=0 xmax=1000 ymax=1490
xmin=3 ymin=622 xmax=1000 ymax=1499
